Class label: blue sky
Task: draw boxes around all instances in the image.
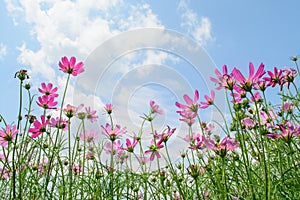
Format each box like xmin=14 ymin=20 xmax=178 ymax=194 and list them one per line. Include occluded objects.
xmin=0 ymin=0 xmax=299 ymax=142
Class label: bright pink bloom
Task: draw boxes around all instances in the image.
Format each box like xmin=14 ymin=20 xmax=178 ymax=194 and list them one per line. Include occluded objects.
xmin=280 ymin=67 xmax=297 ymax=90
xmin=176 ymin=90 xmax=199 ymax=113
xmin=266 ymin=121 xmax=300 ymax=143
xmin=123 ymin=136 xmax=138 ymax=152
xmin=210 ymin=65 xmax=235 ymax=90
xmin=38 ymin=82 xmax=58 ymax=98
xmin=185 ymin=133 xmax=206 ymax=150
xmin=200 ymin=90 xmax=215 ymax=109
xmin=250 ymin=92 xmax=261 ymax=103
xmin=28 ymin=115 xmax=50 ymax=138
xmin=154 ymin=126 xmax=176 ymax=142
xmin=37 ymin=95 xmax=58 ymax=109
xmin=204 ymin=136 xmax=239 ymax=157
xmin=0 ymin=125 xmax=18 ymax=147
xmin=150 ymin=100 xmax=164 ymax=115
xmin=50 ymin=117 xmax=68 ymax=130
xmin=63 ymin=104 xmax=84 ymax=118
xmin=232 ymin=62 xmax=265 ymax=92
xmin=145 ymin=139 xmax=164 ymax=161
xmin=231 ymin=85 xmax=247 ymax=103
xmin=59 ymin=56 xmax=84 ymax=76
xmin=79 ymin=129 xmax=98 ymax=143
xmin=263 ymin=67 xmax=283 ymax=87
xmin=100 ymin=123 xmax=127 ymax=141
xmin=85 ymin=106 xmax=98 ymax=123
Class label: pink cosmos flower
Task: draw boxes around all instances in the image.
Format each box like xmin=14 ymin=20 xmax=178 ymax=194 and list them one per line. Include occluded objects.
xmin=38 ymin=82 xmax=58 ymax=98
xmin=200 ymin=90 xmax=215 ymax=109
xmin=266 ymin=121 xmax=300 ymax=143
xmin=122 ymin=136 xmax=138 ymax=153
xmin=100 ymin=123 xmax=127 ymax=141
xmin=176 ymin=90 xmax=199 ymax=113
xmin=231 ymin=85 xmax=247 ymax=103
xmin=63 ymin=104 xmax=84 ymax=118
xmin=0 ymin=125 xmax=18 ymax=147
xmin=263 ymin=67 xmax=283 ymax=87
xmin=150 ymin=100 xmax=164 ymax=115
xmin=280 ymin=67 xmax=297 ymax=90
xmin=72 ymin=165 xmax=82 ymax=175
xmin=37 ymin=95 xmax=58 ymax=109
xmin=281 ymin=101 xmax=294 ymax=113
xmin=104 ymin=140 xmax=123 ymax=155
xmin=79 ymin=130 xmax=98 ymax=143
xmin=241 ymin=117 xmax=256 ymax=129
xmin=253 ymin=79 xmax=268 ymax=91
xmin=259 ymin=110 xmax=277 ymax=128
xmin=59 ymin=56 xmax=84 ymax=76
xmin=85 ymin=106 xmax=98 ymax=123
xmin=210 ymin=65 xmax=235 ymax=90
xmin=105 ymin=104 xmax=113 ymax=114
xmin=250 ymin=92 xmax=261 ymax=103
xmin=178 ymin=110 xmax=197 ymax=126
xmin=145 ymin=139 xmax=164 ymax=161
xmin=204 ymin=136 xmax=239 ymax=157
xmin=232 ymin=62 xmax=265 ymax=92
xmin=50 ymin=117 xmax=68 ymax=130
xmin=202 ymin=122 xmax=215 ymax=134
xmin=154 ymin=126 xmax=176 ymax=143
xmin=185 ymin=133 xmax=206 ymax=150
xmin=28 ymin=115 xmax=50 ymax=138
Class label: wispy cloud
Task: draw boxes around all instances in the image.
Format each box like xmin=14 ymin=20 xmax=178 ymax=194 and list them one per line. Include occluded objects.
xmin=0 ymin=43 xmax=7 ymax=60
xmin=178 ymin=0 xmax=214 ymax=45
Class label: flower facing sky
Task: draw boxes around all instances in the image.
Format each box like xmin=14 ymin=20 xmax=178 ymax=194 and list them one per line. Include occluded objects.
xmin=59 ymin=56 xmax=84 ymax=76
xmin=145 ymin=139 xmax=164 ymax=161
xmin=176 ymin=90 xmax=199 ymax=113
xmin=100 ymin=123 xmax=127 ymax=141
xmin=38 ymin=82 xmax=59 ymax=98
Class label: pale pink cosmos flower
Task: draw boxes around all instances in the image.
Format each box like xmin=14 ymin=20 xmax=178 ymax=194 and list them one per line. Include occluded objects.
xmin=204 ymin=136 xmax=239 ymax=157
xmin=202 ymin=122 xmax=215 ymax=134
xmin=250 ymin=92 xmax=261 ymax=103
xmin=231 ymin=85 xmax=247 ymax=103
xmin=0 ymin=125 xmax=18 ymax=147
xmin=59 ymin=56 xmax=84 ymax=76
xmin=232 ymin=62 xmax=265 ymax=92
xmin=150 ymin=100 xmax=164 ymax=115
xmin=100 ymin=123 xmax=127 ymax=141
xmin=282 ymin=101 xmax=294 ymax=113
xmin=200 ymin=90 xmax=215 ymax=109
xmin=63 ymin=104 xmax=84 ymax=118
xmin=176 ymin=90 xmax=199 ymax=113
xmin=105 ymin=104 xmax=113 ymax=114
xmin=178 ymin=110 xmax=197 ymax=126
xmin=28 ymin=115 xmax=50 ymax=138
xmin=185 ymin=133 xmax=206 ymax=150
xmin=154 ymin=126 xmax=176 ymax=143
xmin=79 ymin=130 xmax=98 ymax=143
xmin=0 ymin=154 xmax=6 ymax=161
xmin=104 ymin=140 xmax=123 ymax=155
xmin=241 ymin=117 xmax=256 ymax=129
xmin=122 ymin=136 xmax=138 ymax=153
xmin=38 ymin=82 xmax=58 ymax=98
xmin=37 ymin=95 xmax=58 ymax=109
xmin=145 ymin=139 xmax=164 ymax=161
xmin=50 ymin=117 xmax=68 ymax=130
xmin=266 ymin=121 xmax=300 ymax=143
xmin=85 ymin=106 xmax=98 ymax=123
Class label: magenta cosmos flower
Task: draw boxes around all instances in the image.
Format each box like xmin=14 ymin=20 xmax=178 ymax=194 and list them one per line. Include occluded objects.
xmin=50 ymin=117 xmax=68 ymax=130
xmin=28 ymin=115 xmax=50 ymax=138
xmin=210 ymin=65 xmax=235 ymax=90
xmin=263 ymin=67 xmax=283 ymax=88
xmin=122 ymin=136 xmax=138 ymax=153
xmin=38 ymin=82 xmax=58 ymax=98
xmin=37 ymin=95 xmax=58 ymax=109
xmin=266 ymin=121 xmax=300 ymax=143
xmin=59 ymin=56 xmax=84 ymax=76
xmin=145 ymin=139 xmax=164 ymax=161
xmin=154 ymin=126 xmax=176 ymax=143
xmin=176 ymin=90 xmax=199 ymax=113
xmin=200 ymin=90 xmax=215 ymax=109
xmin=204 ymin=136 xmax=239 ymax=157
xmin=100 ymin=123 xmax=127 ymax=141
xmin=150 ymin=100 xmax=164 ymax=115
xmin=0 ymin=125 xmax=18 ymax=147
xmin=232 ymin=62 xmax=265 ymax=92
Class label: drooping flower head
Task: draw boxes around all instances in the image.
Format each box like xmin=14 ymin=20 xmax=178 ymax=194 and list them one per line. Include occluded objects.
xmin=28 ymin=115 xmax=50 ymax=138
xmin=38 ymin=83 xmax=58 ymax=98
xmin=210 ymin=65 xmax=235 ymax=90
xmin=0 ymin=125 xmax=18 ymax=147
xmin=14 ymin=69 xmax=29 ymax=81
xmin=59 ymin=56 xmax=84 ymax=76
xmin=200 ymin=90 xmax=215 ymax=109
xmin=232 ymin=62 xmax=265 ymax=92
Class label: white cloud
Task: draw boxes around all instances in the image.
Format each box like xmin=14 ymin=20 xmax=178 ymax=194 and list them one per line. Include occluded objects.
xmin=0 ymin=43 xmax=7 ymax=60
xmin=178 ymin=0 xmax=213 ymax=45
